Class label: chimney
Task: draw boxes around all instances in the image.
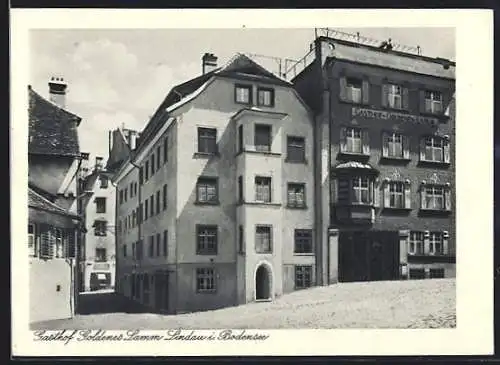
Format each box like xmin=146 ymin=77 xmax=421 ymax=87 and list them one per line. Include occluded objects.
xmin=95 ymin=156 xmax=104 ymax=171
xmin=48 ymin=77 xmax=68 ymax=109
xmin=202 ymin=53 xmax=218 ymax=74
xmin=128 ymin=130 xmax=138 ymax=150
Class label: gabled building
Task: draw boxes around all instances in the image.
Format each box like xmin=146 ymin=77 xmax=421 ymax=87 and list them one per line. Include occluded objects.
xmin=293 ymin=34 xmax=456 ymax=284
xmin=28 ymin=78 xmax=83 ymax=323
xmin=112 ymin=53 xmax=315 ymax=314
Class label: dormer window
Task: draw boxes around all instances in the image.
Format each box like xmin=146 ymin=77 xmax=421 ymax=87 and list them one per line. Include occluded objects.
xmin=235 ymin=84 xmax=252 ymax=105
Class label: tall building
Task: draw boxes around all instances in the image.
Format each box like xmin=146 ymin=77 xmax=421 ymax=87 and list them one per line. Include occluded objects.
xmin=28 ymin=78 xmax=83 ymax=322
xmin=293 ymin=33 xmax=456 ymax=284
xmin=112 ymin=53 xmax=316 ymax=313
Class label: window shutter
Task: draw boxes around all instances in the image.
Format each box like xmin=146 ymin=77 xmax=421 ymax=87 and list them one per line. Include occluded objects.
xmin=445 ymin=186 xmax=452 ymax=211
xmin=373 ymin=181 xmax=380 ymax=207
xmin=404 ymin=183 xmax=411 ymax=209
xmin=419 ymin=90 xmax=426 ymax=113
xmin=442 ymin=231 xmax=449 ymax=255
xmin=382 ymin=132 xmax=389 ymax=157
xmin=403 ymin=135 xmax=410 ymax=159
xmin=419 ymin=138 xmax=426 ymax=161
xmin=402 ymin=87 xmax=409 ymax=110
xmin=443 ymin=139 xmax=450 ymax=163
xmin=420 ymin=185 xmax=427 ymax=209
xmin=423 ymin=230 xmax=430 ymax=255
xmin=339 ymin=77 xmax=347 ymax=101
xmin=383 ymin=181 xmax=390 ymax=208
xmin=362 ymin=129 xmax=370 ymax=155
xmin=340 ymin=127 xmax=347 ymax=153
xmin=362 ymin=80 xmax=370 ymax=104
xmin=381 ymin=84 xmax=389 ymax=107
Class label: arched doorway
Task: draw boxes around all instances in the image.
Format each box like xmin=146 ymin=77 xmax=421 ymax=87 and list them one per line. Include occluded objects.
xmin=255 ymin=264 xmax=271 ymax=300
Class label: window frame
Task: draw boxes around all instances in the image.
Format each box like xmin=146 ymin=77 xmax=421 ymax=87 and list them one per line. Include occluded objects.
xmin=254 ymin=124 xmax=272 ymax=152
xmin=424 ymin=90 xmax=443 ymax=114
xmin=257 ymin=87 xmax=275 ymax=107
xmin=197 ymin=127 xmax=218 ymax=155
xmin=95 ymin=247 xmax=107 ymax=262
xmin=387 ymin=83 xmax=403 ymax=109
xmin=94 ymin=220 xmax=107 ymax=237
xmin=255 ymin=225 xmax=272 ymax=254
xmin=345 ymin=77 xmax=363 ymax=104
xmin=196 ymin=224 xmax=218 ymax=255
xmin=234 ymin=84 xmax=252 ymax=105
xmin=421 ymin=136 xmax=448 ymax=163
xmin=408 ymin=231 xmax=425 ymax=255
xmin=345 ymin=127 xmax=363 ymax=154
xmin=99 ymin=176 xmax=109 ymax=189
xmin=95 ymin=197 xmax=107 ymax=214
xmin=294 ymin=265 xmax=313 ymax=289
xmin=294 ymin=229 xmax=313 ymax=254
xmin=287 ymin=182 xmax=306 ymax=208
xmin=255 ymin=176 xmax=272 ymax=203
xmin=196 ymin=267 xmax=217 ymax=293
xmin=195 ymin=176 xmax=219 ymax=205
xmin=286 ymin=136 xmax=306 ymax=163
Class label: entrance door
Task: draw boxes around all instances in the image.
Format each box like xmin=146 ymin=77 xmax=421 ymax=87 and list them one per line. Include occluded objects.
xmin=255 ymin=265 xmax=271 ymax=300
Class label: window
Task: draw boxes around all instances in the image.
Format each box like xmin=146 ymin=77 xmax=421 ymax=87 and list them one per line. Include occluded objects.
xmin=94 ymin=220 xmax=107 ymax=236
xmin=196 ymin=177 xmax=218 ymax=204
xmin=196 ymin=225 xmax=218 ymax=255
xmin=138 ymin=204 xmax=143 ymax=224
xmin=255 ymin=225 xmax=272 ymax=253
xmin=409 ymin=269 xmax=426 ymax=280
xmin=387 ymin=84 xmax=403 ymax=109
xmin=408 ymin=231 xmax=424 ymax=255
xmin=163 ymin=184 xmax=167 ymax=210
xmin=156 ymin=190 xmax=161 ymax=214
xmin=163 ymin=136 xmax=168 ymax=163
xmin=429 ymin=268 xmax=445 ymax=278
xmin=124 ymin=188 xmax=128 ymax=202
xmin=150 ymin=195 xmax=154 ymax=216
xmin=238 ymin=225 xmax=244 ymax=254
xmin=254 ymin=124 xmax=272 ymax=152
xmin=145 ymin=161 xmax=149 ymax=181
xmin=294 ymin=229 xmax=313 ymax=254
xmin=28 ymin=224 xmax=35 ymax=256
xmin=197 ymin=127 xmax=217 ymax=154
xmin=287 ymin=183 xmax=306 ymax=208
xmin=255 ymin=176 xmax=272 ymax=203
xmin=156 ymin=233 xmax=161 ymax=257
xmin=123 ymin=244 xmax=127 ymax=257
xmin=346 ymin=77 xmax=362 ymax=103
xmin=95 ymin=197 xmax=106 ymax=213
xmin=287 ymin=136 xmax=306 ymax=162
xmin=238 ymin=124 xmax=244 ymax=153
xmin=149 ymin=236 xmax=154 ymax=257
xmin=95 ymin=248 xmax=107 ymax=262
xmin=423 ymin=185 xmax=447 ymax=210
xmin=387 ymin=182 xmax=404 ymax=208
xmin=295 ymin=265 xmax=313 ymax=289
xmin=257 ymin=87 xmax=274 ymax=107
xmin=421 ymin=136 xmax=449 ymax=163
xmin=117 ymin=220 xmax=122 ymax=235
xmin=340 ymin=127 xmax=367 ymax=154
xmin=139 ymin=167 xmax=144 ymax=185
xmin=429 ymin=232 xmax=444 ymax=255
xmin=163 ymin=230 xmax=168 ymax=257
xmin=144 ymin=200 xmax=149 ymax=220
xmin=352 ymin=177 xmax=370 ymax=204
xmin=238 ymin=176 xmax=243 ymax=202
xmin=99 ymin=176 xmax=109 ymax=189
xmin=151 ymin=154 xmax=155 ymax=175
xmin=119 ymin=190 xmax=124 ymax=204
xmin=382 ymin=132 xmax=408 ymax=159
xmin=196 ymin=268 xmax=216 ymax=292
xmin=157 ymin=146 xmax=161 ymax=169
xmin=235 ymin=84 xmax=252 ymax=104
xmin=132 ymin=211 xmax=136 ymax=227
xmin=424 ymin=90 xmax=443 ymax=114
xmin=130 ymin=182 xmax=134 ymax=198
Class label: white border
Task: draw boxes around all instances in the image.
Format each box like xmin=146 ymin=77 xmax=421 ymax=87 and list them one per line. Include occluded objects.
xmin=11 ymin=9 xmax=494 ymax=356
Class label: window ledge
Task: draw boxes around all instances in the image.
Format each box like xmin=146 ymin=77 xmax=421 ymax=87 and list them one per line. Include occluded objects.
xmin=419 ymin=111 xmax=450 ymax=119
xmin=338 ymin=151 xmax=370 ymax=158
xmin=196 ymin=290 xmax=217 ymax=294
xmin=418 ymin=160 xmax=451 ymax=167
xmin=239 ymin=201 xmax=282 ymax=208
xmin=193 ymin=152 xmax=220 ymax=159
xmin=195 ymin=253 xmax=218 ymax=256
xmin=194 ymin=201 xmax=220 ymax=206
xmin=256 ymin=252 xmax=273 ymax=255
xmin=286 ymin=205 xmax=308 ymax=210
xmin=382 ymin=206 xmax=412 ymax=212
xmin=236 ymin=149 xmax=281 ymax=158
xmin=380 ymin=156 xmax=412 ymax=163
xmin=293 ymin=252 xmax=315 ymax=256
xmin=335 ymin=203 xmax=374 ymax=208
xmin=419 ymin=208 xmax=451 ymax=213
xmin=285 ymin=158 xmax=308 ymax=164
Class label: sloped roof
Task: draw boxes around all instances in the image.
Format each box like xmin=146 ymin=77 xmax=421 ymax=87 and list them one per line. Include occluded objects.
xmin=28 ymin=86 xmax=82 ymax=157
xmin=28 ymin=187 xmax=79 ymax=219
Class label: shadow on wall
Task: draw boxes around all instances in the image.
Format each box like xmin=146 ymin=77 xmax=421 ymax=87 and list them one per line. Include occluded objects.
xmin=78 ymin=291 xmax=149 ymax=315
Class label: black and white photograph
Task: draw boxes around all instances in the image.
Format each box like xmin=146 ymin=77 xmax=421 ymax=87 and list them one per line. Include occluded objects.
xmin=11 ymin=9 xmax=493 ymax=357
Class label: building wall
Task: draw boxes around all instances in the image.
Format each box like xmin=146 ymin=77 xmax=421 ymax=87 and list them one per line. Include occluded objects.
xmin=28 ymin=155 xmax=74 ymax=195
xmin=328 ymin=61 xmax=455 ymax=237
xmin=29 ymin=258 xmax=74 ymax=323
xmin=82 ymin=172 xmax=116 ymax=291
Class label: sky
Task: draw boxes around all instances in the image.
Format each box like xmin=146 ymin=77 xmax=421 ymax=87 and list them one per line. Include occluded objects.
xmin=29 ymin=28 xmax=455 ymax=163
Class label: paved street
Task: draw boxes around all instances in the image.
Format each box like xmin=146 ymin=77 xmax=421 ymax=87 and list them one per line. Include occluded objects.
xmin=77 ymin=290 xmax=146 ymax=315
